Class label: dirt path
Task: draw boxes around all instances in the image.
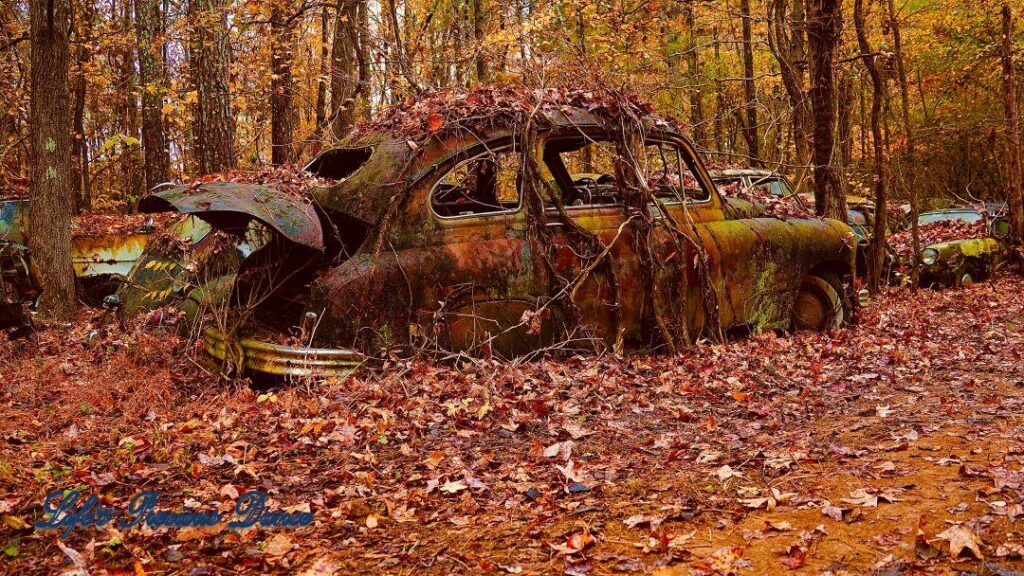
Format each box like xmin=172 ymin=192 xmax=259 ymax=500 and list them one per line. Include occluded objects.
xmin=2 ymin=277 xmax=1024 ymax=575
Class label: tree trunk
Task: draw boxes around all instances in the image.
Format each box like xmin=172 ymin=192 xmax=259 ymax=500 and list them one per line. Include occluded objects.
xmin=836 ymin=70 xmax=854 ymax=168
xmin=806 ymin=0 xmax=846 ymax=220
xmin=472 ymin=0 xmax=487 ymax=83
xmin=270 ymin=0 xmax=295 ymax=165
xmin=1001 ymin=3 xmax=1024 ymax=253
xmin=71 ymin=23 xmax=90 ymax=213
xmin=329 ymin=0 xmax=360 ymax=140
xmin=766 ymin=0 xmax=810 ymax=171
xmin=885 ymin=0 xmax=919 ymax=290
xmin=855 ymin=0 xmax=889 ymax=293
xmin=135 ymin=0 xmax=170 ymax=188
xmin=740 ymin=0 xmax=760 ymax=165
xmin=314 ymin=4 xmax=329 ymax=139
xmin=189 ymin=0 xmax=235 ymax=174
xmin=118 ymin=0 xmax=143 ymax=200
xmin=684 ymin=0 xmax=706 ymax=146
xmin=29 ymin=0 xmax=77 ymax=320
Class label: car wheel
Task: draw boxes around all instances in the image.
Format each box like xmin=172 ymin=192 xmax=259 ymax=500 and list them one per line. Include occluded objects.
xmin=954 ymin=268 xmax=970 ymax=286
xmin=952 ymin=266 xmax=974 ymax=288
xmin=792 ymin=275 xmax=844 ymax=332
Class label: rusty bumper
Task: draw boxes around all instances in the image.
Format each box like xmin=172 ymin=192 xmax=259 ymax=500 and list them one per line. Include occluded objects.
xmin=202 ymin=327 xmax=363 ymax=377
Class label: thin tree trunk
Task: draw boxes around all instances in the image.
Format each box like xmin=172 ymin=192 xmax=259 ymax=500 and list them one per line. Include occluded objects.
xmin=836 ymin=71 xmax=854 ymax=168
xmin=766 ymin=0 xmax=810 ymax=167
xmin=71 ymin=17 xmax=90 ymax=213
xmin=270 ymin=0 xmax=295 ymax=165
xmin=314 ymin=5 xmax=329 ymax=137
xmin=135 ymin=0 xmax=171 ymax=188
xmin=119 ymin=0 xmax=142 ymax=199
xmin=189 ymin=0 xmax=235 ymax=174
xmin=885 ymin=0 xmax=919 ymax=290
xmin=740 ymin=0 xmax=760 ymax=165
xmin=855 ymin=0 xmax=889 ymax=293
xmin=1001 ymin=3 xmax=1024 ymax=253
xmin=472 ymin=0 xmax=486 ymax=83
xmin=29 ymin=0 xmax=77 ymax=320
xmin=806 ymin=0 xmax=846 ymax=219
xmin=684 ymin=0 xmax=706 ymax=146
xmin=330 ymin=0 xmax=360 ymax=140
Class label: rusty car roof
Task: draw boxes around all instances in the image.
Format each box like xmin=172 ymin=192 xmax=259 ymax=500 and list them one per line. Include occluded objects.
xmin=309 ymin=104 xmax=683 ymax=226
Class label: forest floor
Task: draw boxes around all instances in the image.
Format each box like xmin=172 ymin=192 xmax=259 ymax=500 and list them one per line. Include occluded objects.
xmin=2 ymin=275 xmax=1024 ymax=575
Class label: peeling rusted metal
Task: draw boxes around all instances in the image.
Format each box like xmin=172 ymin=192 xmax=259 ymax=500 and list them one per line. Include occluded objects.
xmin=139 ymin=182 xmax=325 ymax=250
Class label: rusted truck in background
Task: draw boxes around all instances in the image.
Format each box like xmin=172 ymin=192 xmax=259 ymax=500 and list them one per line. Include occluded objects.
xmin=0 ymin=197 xmax=213 ymax=327
xmin=138 ymin=98 xmax=862 ymax=377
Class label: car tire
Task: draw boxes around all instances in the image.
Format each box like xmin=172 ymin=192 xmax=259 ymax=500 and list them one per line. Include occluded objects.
xmin=952 ymin=264 xmax=975 ymax=288
xmin=792 ymin=274 xmax=844 ymax=332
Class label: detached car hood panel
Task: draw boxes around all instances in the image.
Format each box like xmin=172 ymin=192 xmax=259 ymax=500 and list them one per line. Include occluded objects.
xmin=139 ymin=183 xmax=324 ymax=250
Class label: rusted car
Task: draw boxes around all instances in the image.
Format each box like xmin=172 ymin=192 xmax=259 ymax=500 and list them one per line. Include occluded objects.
xmin=899 ymin=205 xmax=1009 ymax=288
xmin=710 ymin=169 xmax=889 ymax=278
xmin=0 ymin=197 xmax=216 ymax=328
xmin=140 ymin=102 xmax=860 ymax=377
xmin=1 ymin=198 xmax=153 ymax=326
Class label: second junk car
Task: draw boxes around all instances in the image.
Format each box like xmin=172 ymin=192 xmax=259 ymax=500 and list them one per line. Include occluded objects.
xmin=138 ymin=91 xmax=861 ymax=377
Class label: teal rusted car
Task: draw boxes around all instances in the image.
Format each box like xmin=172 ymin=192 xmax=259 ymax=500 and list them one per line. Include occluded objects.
xmin=139 ymin=103 xmax=862 ymax=377
xmin=911 ymin=207 xmax=1009 ymax=288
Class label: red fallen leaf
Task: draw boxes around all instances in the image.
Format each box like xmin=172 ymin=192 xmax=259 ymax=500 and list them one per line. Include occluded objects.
xmin=427 ymin=112 xmax=445 ymax=134
xmin=780 ymin=546 xmax=806 ymax=569
xmin=730 ymin=390 xmax=750 ymax=402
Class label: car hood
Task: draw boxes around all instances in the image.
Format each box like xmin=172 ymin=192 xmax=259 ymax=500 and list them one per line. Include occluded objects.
xmin=139 ymin=182 xmax=324 ymax=251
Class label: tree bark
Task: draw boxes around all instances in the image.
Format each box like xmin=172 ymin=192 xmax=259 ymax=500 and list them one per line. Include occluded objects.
xmin=329 ymin=0 xmax=360 ymax=140
xmin=135 ymin=0 xmax=170 ymax=188
xmin=314 ymin=4 xmax=329 ymax=138
xmin=29 ymin=0 xmax=78 ymax=320
xmin=1001 ymin=3 xmax=1024 ymax=253
xmin=740 ymin=0 xmax=760 ymax=165
xmin=472 ymin=0 xmax=486 ymax=83
xmin=684 ymin=0 xmax=706 ymax=146
xmin=885 ymin=0 xmax=919 ymax=290
xmin=806 ymin=0 xmax=846 ymax=220
xmin=189 ymin=0 xmax=235 ymax=174
xmin=766 ymin=0 xmax=811 ymax=175
xmin=71 ymin=6 xmax=90 ymax=214
xmin=270 ymin=0 xmax=296 ymax=165
xmin=854 ymin=0 xmax=889 ymax=293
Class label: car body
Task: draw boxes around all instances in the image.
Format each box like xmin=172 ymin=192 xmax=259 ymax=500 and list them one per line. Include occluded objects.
xmin=909 ymin=207 xmax=1009 ymax=288
xmin=0 ymin=199 xmax=154 ymax=325
xmin=0 ymin=197 xmax=227 ymax=328
xmin=710 ymin=170 xmax=884 ymax=277
xmin=141 ymin=105 xmax=860 ymax=377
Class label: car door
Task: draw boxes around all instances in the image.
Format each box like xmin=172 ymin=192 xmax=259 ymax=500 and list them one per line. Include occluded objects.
xmin=538 ymin=133 xmax=644 ymax=352
xmin=427 ymin=140 xmax=550 ymax=357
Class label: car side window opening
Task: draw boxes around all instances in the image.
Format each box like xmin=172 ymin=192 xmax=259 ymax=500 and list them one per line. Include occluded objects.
xmin=542 ymin=136 xmax=710 ymax=208
xmin=992 ymin=217 xmax=1011 ymax=237
xmin=431 ymin=146 xmax=522 ymax=218
xmin=751 ymin=177 xmax=792 ymax=198
xmin=918 ymin=211 xmax=983 ymax=226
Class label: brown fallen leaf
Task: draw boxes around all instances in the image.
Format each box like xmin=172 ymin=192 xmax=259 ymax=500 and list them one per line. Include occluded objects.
xmin=934 ymin=524 xmax=983 ymax=559
xmin=440 ymin=479 xmax=468 ymax=494
xmin=176 ymin=523 xmax=225 ymax=542
xmin=264 ymin=533 xmax=294 ymax=557
xmin=550 ymin=530 xmax=593 ymax=556
xmin=298 ymin=557 xmax=340 ymax=576
xmin=544 ymin=440 xmax=574 ymax=460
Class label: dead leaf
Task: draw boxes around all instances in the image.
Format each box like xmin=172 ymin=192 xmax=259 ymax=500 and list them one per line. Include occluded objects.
xmin=544 ymin=440 xmax=574 ymax=461
xmin=934 ymin=524 xmax=983 ymax=559
xmin=440 ymin=480 xmax=467 ymax=494
xmin=550 ymin=531 xmax=592 ymax=555
xmin=298 ymin=557 xmax=340 ymax=576
xmin=264 ymin=533 xmax=294 ymax=557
